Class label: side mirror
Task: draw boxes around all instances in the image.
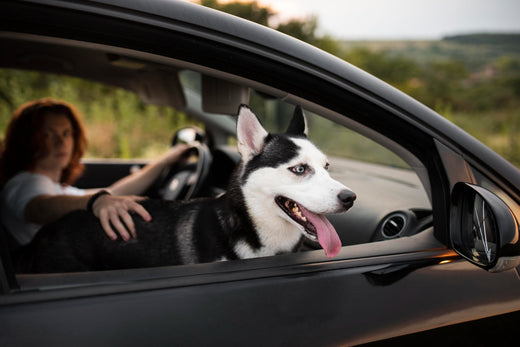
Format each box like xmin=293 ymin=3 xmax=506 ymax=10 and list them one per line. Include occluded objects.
xmin=450 ymin=182 xmax=520 ymax=272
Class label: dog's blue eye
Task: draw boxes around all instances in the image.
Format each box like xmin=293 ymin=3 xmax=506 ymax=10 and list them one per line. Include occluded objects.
xmin=290 ymin=165 xmax=307 ymax=175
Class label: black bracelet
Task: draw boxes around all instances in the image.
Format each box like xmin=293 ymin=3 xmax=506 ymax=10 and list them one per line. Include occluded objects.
xmin=87 ymin=190 xmax=111 ymax=214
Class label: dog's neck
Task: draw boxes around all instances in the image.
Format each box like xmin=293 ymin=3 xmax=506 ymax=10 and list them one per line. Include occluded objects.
xmin=221 ymin=166 xmax=303 ymax=259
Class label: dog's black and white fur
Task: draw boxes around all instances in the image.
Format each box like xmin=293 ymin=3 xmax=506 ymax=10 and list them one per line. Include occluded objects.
xmin=17 ymin=106 xmax=356 ymax=273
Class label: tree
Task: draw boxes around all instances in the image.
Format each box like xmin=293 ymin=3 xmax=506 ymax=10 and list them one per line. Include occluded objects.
xmin=197 ymin=1 xmax=339 ymax=54
xmin=199 ymin=0 xmax=273 ymax=26
xmin=276 ymin=16 xmax=340 ymax=54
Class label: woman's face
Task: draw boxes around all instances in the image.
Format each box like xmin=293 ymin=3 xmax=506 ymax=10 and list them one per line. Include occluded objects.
xmin=34 ymin=112 xmax=74 ymax=174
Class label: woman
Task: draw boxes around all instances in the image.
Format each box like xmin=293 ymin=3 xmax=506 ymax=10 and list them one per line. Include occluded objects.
xmin=0 ymin=98 xmax=189 ymax=246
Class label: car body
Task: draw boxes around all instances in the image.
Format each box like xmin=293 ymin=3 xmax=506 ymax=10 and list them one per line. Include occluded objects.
xmin=1 ymin=0 xmax=520 ymax=346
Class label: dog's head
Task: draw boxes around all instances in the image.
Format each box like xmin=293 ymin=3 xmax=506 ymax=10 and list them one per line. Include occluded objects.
xmin=236 ymin=105 xmax=356 ymax=258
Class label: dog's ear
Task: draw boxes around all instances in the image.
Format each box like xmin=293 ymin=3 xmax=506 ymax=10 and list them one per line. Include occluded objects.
xmin=237 ymin=105 xmax=268 ymax=160
xmin=286 ymin=105 xmax=308 ymax=137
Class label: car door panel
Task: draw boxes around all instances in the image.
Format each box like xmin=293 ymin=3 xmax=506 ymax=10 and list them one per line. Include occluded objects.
xmin=2 ymin=256 xmax=520 ymax=346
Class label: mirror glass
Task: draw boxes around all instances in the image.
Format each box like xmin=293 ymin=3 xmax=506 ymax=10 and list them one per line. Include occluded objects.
xmin=451 ymin=182 xmax=520 ymax=272
xmin=460 ymin=190 xmax=498 ymax=266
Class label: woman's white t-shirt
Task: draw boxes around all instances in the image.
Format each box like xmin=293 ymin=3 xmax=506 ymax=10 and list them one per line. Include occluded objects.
xmin=0 ymin=172 xmax=85 ymax=246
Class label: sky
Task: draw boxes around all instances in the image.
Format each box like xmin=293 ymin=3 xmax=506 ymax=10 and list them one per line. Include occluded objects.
xmin=216 ymin=0 xmax=520 ymax=40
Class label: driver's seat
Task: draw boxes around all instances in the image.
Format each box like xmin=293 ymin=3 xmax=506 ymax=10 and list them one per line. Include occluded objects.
xmin=0 ymin=222 xmax=20 ymax=292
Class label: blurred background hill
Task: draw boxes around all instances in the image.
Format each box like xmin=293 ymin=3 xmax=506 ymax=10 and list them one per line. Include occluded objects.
xmin=341 ymin=34 xmax=520 ymax=71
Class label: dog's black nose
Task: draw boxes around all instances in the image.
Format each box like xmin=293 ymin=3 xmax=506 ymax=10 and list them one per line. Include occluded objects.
xmin=338 ymin=189 xmax=356 ymax=206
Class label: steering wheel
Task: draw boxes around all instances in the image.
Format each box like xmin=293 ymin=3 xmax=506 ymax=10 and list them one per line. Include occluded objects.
xmin=151 ymin=128 xmax=212 ymax=201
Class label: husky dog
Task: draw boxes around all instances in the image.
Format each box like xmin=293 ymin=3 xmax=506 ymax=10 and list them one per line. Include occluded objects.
xmin=17 ymin=106 xmax=356 ymax=273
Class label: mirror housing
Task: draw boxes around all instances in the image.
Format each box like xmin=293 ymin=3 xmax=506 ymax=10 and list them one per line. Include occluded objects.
xmin=450 ymin=182 xmax=520 ymax=272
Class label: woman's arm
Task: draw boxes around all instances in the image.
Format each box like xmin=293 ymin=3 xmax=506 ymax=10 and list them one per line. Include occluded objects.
xmin=24 ymin=193 xmax=151 ymax=241
xmin=23 ymin=144 xmax=190 ymax=241
xmin=106 ymin=144 xmax=190 ymax=196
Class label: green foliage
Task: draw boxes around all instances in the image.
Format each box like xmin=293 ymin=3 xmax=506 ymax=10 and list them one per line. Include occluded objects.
xmin=197 ymin=0 xmax=340 ymax=55
xmin=496 ymin=56 xmax=520 ymax=98
xmin=337 ymin=35 xmax=520 ymax=167
xmin=343 ymin=47 xmax=419 ymax=86
xmin=0 ymin=69 xmax=196 ymax=159
xmin=199 ymin=0 xmax=273 ymax=26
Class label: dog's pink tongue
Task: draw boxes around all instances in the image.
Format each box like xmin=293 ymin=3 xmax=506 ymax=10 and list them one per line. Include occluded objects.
xmin=300 ymin=206 xmax=341 ymax=258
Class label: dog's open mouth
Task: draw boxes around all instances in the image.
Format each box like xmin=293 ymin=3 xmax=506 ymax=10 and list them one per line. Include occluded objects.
xmin=275 ymin=196 xmax=341 ymax=258
xmin=276 ymin=196 xmax=316 ymax=238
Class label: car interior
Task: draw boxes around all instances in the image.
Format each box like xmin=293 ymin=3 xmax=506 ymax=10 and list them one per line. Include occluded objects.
xmin=0 ymin=32 xmax=447 ymax=291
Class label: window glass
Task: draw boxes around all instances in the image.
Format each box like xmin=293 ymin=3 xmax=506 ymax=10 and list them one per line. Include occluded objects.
xmin=249 ymin=92 xmax=409 ymax=169
xmin=0 ymin=68 xmax=199 ymax=159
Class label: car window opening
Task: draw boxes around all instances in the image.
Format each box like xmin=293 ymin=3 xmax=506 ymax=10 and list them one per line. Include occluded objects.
xmin=1 ymin=62 xmax=432 ymax=281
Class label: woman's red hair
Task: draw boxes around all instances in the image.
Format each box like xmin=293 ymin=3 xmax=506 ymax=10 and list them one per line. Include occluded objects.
xmin=0 ymin=98 xmax=88 ymax=187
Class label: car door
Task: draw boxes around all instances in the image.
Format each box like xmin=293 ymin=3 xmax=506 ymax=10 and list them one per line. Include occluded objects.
xmin=2 ymin=236 xmax=520 ymax=346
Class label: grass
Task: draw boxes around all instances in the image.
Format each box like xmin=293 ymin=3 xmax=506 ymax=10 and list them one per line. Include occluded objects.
xmin=448 ymin=110 xmax=520 ymax=167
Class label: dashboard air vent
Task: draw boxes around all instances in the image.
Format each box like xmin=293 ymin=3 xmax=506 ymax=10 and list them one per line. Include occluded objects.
xmin=381 ymin=213 xmax=407 ymax=238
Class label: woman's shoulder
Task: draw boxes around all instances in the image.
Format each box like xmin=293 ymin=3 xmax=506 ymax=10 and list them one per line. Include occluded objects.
xmin=3 ymin=171 xmax=84 ymax=197
xmin=7 ymin=171 xmax=52 ymax=186
xmin=2 ymin=172 xmax=56 ymax=197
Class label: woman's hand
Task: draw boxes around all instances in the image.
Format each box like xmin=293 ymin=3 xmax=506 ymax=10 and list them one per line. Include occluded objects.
xmin=88 ymin=144 xmax=192 ymax=241
xmin=160 ymin=143 xmax=192 ymax=167
xmin=91 ymin=194 xmax=151 ymax=241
